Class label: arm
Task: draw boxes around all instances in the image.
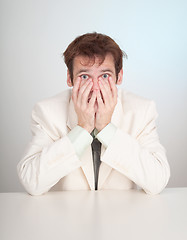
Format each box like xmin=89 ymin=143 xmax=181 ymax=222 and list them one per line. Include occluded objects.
xmin=97 ymin=101 xmax=170 ymax=194
xmin=95 ymin=75 xmax=170 ymax=194
xmin=17 ymin=76 xmax=97 ymax=196
xmin=17 ymin=105 xmax=92 ymax=196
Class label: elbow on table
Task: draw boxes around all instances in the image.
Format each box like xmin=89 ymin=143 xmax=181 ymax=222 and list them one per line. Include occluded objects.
xmin=144 ymin=185 xmax=166 ymax=195
xmin=144 ymin=172 xmax=171 ymax=195
xmin=27 ymin=188 xmax=47 ymax=196
xmin=145 ymin=158 xmax=171 ymax=195
xmin=21 ymin=182 xmax=48 ymax=196
xmin=17 ymin=164 xmax=48 ymax=196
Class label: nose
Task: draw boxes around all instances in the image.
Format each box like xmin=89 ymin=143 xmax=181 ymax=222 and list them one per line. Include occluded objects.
xmin=92 ymin=78 xmax=100 ymax=91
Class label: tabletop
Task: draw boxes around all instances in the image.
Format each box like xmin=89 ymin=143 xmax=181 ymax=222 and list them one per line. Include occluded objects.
xmin=0 ymin=188 xmax=187 ymax=240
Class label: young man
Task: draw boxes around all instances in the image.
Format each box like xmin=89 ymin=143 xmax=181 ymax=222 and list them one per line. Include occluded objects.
xmin=17 ymin=33 xmax=170 ymax=195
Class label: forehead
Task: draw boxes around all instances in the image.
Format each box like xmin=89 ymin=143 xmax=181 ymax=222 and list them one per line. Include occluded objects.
xmin=73 ymin=53 xmax=115 ymax=71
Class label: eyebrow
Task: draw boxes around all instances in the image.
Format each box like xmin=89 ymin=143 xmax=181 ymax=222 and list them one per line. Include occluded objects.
xmin=100 ymin=69 xmax=114 ymax=74
xmin=75 ymin=69 xmax=115 ymax=75
xmin=76 ymin=69 xmax=90 ymax=75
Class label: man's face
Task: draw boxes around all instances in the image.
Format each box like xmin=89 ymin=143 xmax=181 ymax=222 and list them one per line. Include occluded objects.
xmin=67 ymin=53 xmax=122 ymax=101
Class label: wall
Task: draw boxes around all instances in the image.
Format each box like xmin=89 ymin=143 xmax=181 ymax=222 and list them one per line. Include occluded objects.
xmin=0 ymin=0 xmax=187 ymax=192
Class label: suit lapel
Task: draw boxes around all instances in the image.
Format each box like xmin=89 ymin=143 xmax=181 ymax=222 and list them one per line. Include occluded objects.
xmin=80 ymin=145 xmax=95 ymax=190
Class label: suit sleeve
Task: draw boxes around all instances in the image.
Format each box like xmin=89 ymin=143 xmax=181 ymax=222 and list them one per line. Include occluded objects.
xmin=17 ymin=104 xmax=87 ymax=196
xmin=100 ymin=101 xmax=170 ymax=194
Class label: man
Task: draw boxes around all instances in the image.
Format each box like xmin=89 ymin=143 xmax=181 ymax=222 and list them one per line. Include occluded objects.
xmin=17 ymin=32 xmax=170 ymax=195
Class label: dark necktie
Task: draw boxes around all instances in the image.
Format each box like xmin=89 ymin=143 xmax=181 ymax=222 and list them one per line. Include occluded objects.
xmin=91 ymin=133 xmax=102 ymax=191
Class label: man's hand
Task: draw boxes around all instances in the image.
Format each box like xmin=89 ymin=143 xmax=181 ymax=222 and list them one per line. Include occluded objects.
xmin=72 ymin=77 xmax=97 ymax=133
xmin=95 ymin=76 xmax=117 ymax=132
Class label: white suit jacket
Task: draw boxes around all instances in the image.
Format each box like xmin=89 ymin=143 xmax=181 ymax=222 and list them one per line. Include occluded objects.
xmin=17 ymin=89 xmax=170 ymax=195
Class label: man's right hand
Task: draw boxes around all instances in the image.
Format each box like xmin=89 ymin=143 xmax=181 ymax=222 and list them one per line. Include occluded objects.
xmin=72 ymin=77 xmax=97 ymax=133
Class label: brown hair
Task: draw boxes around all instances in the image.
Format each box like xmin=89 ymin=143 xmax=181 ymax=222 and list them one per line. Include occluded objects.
xmin=63 ymin=32 xmax=127 ymax=83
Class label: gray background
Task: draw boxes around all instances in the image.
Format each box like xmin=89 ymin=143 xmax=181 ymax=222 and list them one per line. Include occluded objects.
xmin=1 ymin=0 xmax=187 ymax=192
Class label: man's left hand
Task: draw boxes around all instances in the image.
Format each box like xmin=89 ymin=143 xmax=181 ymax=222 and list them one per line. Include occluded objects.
xmin=95 ymin=76 xmax=117 ymax=132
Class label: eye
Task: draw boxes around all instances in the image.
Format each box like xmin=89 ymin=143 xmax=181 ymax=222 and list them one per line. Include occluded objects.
xmin=102 ymin=73 xmax=109 ymax=79
xmin=81 ymin=74 xmax=89 ymax=80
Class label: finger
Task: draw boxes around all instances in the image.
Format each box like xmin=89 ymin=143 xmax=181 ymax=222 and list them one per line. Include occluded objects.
xmin=72 ymin=77 xmax=81 ymax=101
xmin=73 ymin=77 xmax=89 ymax=101
xmin=103 ymin=77 xmax=111 ymax=92
xmin=79 ymin=78 xmax=87 ymax=89
xmin=96 ymin=89 xmax=104 ymax=107
xmin=77 ymin=79 xmax=92 ymax=103
xmin=98 ymin=79 xmax=110 ymax=105
xmin=89 ymin=90 xmax=97 ymax=107
xmin=81 ymin=81 xmax=93 ymax=106
xmin=109 ymin=76 xmax=118 ymax=100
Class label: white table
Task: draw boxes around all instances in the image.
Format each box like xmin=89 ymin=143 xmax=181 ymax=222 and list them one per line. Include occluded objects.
xmin=0 ymin=188 xmax=187 ymax=240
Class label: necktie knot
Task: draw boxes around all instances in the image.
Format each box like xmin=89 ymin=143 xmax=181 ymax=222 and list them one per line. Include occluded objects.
xmin=91 ymin=138 xmax=101 ymax=152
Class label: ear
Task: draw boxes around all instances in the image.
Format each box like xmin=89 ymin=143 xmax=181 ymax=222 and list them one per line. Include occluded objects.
xmin=116 ymin=69 xmax=123 ymax=85
xmin=67 ymin=70 xmax=73 ymax=87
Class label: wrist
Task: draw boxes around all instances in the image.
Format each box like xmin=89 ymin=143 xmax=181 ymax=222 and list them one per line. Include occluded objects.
xmin=96 ymin=122 xmax=110 ymax=132
xmin=78 ymin=124 xmax=93 ymax=133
